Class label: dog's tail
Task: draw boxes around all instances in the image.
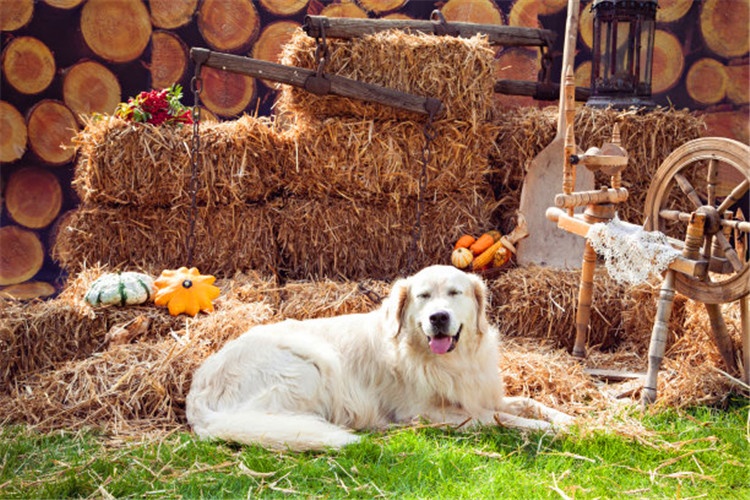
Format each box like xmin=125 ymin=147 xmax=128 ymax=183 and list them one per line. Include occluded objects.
xmin=189 ymin=407 xmax=361 ymax=451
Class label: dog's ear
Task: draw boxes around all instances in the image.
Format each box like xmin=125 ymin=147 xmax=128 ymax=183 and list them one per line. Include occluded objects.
xmin=383 ymin=278 xmax=409 ymax=338
xmin=470 ymin=273 xmax=491 ymax=335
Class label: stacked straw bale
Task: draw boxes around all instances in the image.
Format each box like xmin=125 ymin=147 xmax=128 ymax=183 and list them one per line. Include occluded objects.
xmin=54 ymin=29 xmax=500 ymax=282
xmin=272 ymin=29 xmax=499 ymax=279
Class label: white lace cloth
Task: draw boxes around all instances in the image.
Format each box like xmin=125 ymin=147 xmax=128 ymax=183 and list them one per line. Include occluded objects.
xmin=586 ymin=215 xmax=681 ymax=285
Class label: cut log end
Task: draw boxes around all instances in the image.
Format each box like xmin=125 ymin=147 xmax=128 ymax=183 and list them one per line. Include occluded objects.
xmin=1 ymin=36 xmax=56 ymax=95
xmin=63 ymin=60 xmax=122 ymax=120
xmin=686 ymin=58 xmax=727 ymax=105
xmin=81 ymin=0 xmax=152 ymax=63
xmin=200 ymin=66 xmax=257 ymax=117
xmin=26 ymin=100 xmax=79 ymax=165
xmin=0 ymin=101 xmax=28 ymax=163
xmin=6 ymin=166 xmax=63 ymax=229
xmin=0 ymin=225 xmax=45 ymax=286
xmin=0 ymin=281 xmax=56 ymax=301
xmin=150 ymin=31 xmax=189 ymax=90
xmin=149 ymin=0 xmax=198 ymax=29
xmin=198 ymin=0 xmax=260 ymax=52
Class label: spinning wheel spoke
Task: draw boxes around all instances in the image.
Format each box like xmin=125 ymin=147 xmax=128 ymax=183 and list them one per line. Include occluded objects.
xmin=706 ymin=158 xmax=718 ymax=207
xmin=717 ymin=179 xmax=749 ymax=214
xmin=674 ymin=173 xmax=703 ymax=208
xmin=713 ymin=232 xmax=744 ymax=272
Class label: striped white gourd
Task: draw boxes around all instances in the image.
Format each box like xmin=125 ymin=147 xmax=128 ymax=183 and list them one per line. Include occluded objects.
xmin=84 ymin=272 xmax=155 ymax=307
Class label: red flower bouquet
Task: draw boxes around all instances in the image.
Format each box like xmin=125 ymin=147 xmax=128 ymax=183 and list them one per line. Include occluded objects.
xmin=115 ymin=84 xmax=193 ymax=126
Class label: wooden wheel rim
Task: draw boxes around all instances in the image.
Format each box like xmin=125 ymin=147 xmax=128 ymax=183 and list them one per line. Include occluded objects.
xmin=644 ymin=137 xmax=750 ymax=304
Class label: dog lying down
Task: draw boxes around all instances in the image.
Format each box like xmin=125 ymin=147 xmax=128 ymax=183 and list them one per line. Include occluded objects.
xmin=186 ymin=265 xmax=573 ymax=450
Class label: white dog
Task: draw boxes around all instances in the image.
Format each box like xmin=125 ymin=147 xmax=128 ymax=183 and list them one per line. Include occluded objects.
xmin=186 ymin=265 xmax=572 ymax=450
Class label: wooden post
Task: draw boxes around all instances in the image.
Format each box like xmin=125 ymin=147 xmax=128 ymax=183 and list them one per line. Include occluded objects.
xmin=572 ymin=240 xmax=597 ymax=358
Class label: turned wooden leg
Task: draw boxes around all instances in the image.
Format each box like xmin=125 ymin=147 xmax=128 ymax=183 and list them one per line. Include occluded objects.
xmin=642 ymin=269 xmax=676 ymax=405
xmin=741 ymin=296 xmax=750 ymax=385
xmin=705 ymin=303 xmax=739 ymax=375
xmin=572 ymin=240 xmax=597 ymax=358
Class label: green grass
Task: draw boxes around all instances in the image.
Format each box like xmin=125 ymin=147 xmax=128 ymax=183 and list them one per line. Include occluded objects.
xmin=1 ymin=398 xmax=747 ymax=499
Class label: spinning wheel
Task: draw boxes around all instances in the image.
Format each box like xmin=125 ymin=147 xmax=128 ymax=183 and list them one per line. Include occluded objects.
xmin=643 ymin=138 xmax=750 ymax=304
xmin=640 ymin=137 xmax=750 ymax=404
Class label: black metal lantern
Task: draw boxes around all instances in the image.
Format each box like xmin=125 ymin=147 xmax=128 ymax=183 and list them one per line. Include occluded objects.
xmin=586 ymin=0 xmax=658 ymax=109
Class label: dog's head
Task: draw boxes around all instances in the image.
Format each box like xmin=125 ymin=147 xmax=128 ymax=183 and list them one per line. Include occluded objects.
xmin=385 ymin=265 xmax=491 ymax=356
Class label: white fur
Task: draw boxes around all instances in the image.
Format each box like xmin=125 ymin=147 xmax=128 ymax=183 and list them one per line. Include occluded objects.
xmin=186 ymin=265 xmax=572 ymax=450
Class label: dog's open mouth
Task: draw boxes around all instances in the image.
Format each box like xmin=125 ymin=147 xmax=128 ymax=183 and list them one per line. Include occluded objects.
xmin=428 ymin=324 xmax=462 ymax=355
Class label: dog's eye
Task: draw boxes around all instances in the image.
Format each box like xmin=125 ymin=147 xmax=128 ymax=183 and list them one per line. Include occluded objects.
xmin=447 ymin=289 xmax=461 ymax=296
xmin=417 ymin=292 xmax=431 ymax=300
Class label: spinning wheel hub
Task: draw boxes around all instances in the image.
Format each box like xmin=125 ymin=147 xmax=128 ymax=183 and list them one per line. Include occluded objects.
xmin=695 ymin=205 xmax=723 ymax=235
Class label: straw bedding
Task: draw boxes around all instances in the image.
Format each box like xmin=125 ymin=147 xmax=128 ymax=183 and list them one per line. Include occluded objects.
xmin=0 ymin=267 xmax=742 ymax=438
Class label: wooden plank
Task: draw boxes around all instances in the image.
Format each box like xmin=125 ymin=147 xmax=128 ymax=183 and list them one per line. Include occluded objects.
xmin=191 ymin=48 xmax=442 ymax=116
xmin=303 ymin=15 xmax=556 ymax=47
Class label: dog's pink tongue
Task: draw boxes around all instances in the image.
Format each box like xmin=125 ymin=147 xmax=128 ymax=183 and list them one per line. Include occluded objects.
xmin=429 ymin=336 xmax=452 ymax=354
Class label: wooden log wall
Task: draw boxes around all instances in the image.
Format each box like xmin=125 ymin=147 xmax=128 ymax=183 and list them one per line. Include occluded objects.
xmin=1 ymin=0 xmax=748 ymax=298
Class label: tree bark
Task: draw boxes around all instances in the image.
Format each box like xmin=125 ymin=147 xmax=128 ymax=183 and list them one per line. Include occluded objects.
xmin=150 ymin=31 xmax=189 ymax=90
xmin=0 ymin=225 xmax=44 ymax=286
xmin=26 ymin=100 xmax=78 ymax=165
xmin=198 ymin=0 xmax=260 ymax=53
xmin=200 ymin=66 xmax=257 ymax=118
xmin=258 ymin=0 xmax=309 ymax=16
xmin=1 ymin=0 xmax=33 ymax=31
xmin=149 ymin=0 xmax=198 ymax=29
xmin=80 ymin=0 xmax=152 ymax=63
xmin=686 ymin=58 xmax=727 ymax=105
xmin=63 ymin=60 xmax=122 ymax=122
xmin=1 ymin=36 xmax=55 ymax=95
xmin=700 ymin=0 xmax=750 ymax=58
xmin=652 ymin=29 xmax=685 ymax=94
xmin=0 ymin=101 xmax=27 ymax=163
xmin=5 ymin=166 xmax=63 ymax=230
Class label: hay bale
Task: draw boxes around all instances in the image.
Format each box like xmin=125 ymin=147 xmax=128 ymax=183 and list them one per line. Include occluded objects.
xmin=52 ymin=202 xmax=279 ymax=278
xmin=277 ymin=29 xmax=496 ymax=122
xmin=283 ymin=116 xmax=497 ymax=203
xmin=72 ymin=115 xmax=289 ymax=207
xmin=276 ymin=193 xmax=499 ymax=281
xmin=486 ymin=266 xmax=688 ymax=353
xmin=489 ymin=106 xmax=705 ymax=232
xmin=0 ymin=299 xmax=276 ymax=434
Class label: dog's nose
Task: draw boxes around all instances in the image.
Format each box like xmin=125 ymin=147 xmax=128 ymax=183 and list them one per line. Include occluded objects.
xmin=429 ymin=311 xmax=450 ymax=330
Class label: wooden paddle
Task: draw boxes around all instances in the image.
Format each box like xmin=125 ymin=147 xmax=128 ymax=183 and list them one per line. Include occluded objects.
xmin=515 ymin=0 xmax=594 ymax=268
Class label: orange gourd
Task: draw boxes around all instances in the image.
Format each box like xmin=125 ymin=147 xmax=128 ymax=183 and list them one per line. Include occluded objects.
xmin=454 ymin=234 xmax=476 ymax=250
xmin=451 ymin=247 xmax=473 ymax=269
xmin=153 ymin=267 xmax=220 ymax=317
xmin=469 ymin=233 xmax=495 ymax=255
